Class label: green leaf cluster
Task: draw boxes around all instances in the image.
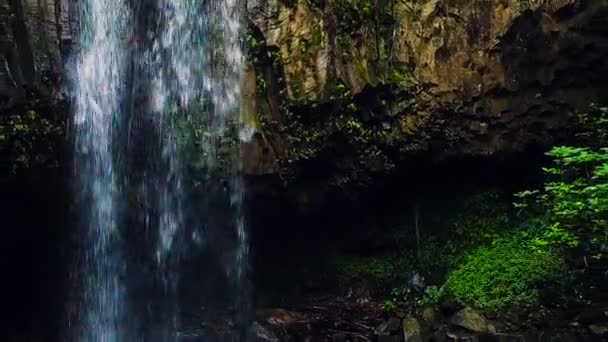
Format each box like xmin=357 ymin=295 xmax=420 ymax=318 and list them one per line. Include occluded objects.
xmin=3 ymin=109 xmax=64 ymax=174
xmin=442 ymin=233 xmax=568 ymax=312
xmin=515 ymin=104 xmax=608 ymax=254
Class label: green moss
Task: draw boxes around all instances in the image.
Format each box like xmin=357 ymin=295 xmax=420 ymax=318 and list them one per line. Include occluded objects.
xmin=334 ymin=254 xmax=411 ymax=289
xmin=517 ymin=0 xmax=539 ymax=12
xmin=256 ymin=74 xmax=269 ymax=95
xmin=416 ymin=191 xmax=512 ymax=272
xmin=247 ymin=34 xmax=261 ymax=51
xmin=4 ymin=108 xmax=65 ymax=174
xmin=443 ymin=232 xmax=568 ymax=312
xmin=298 ymin=39 xmax=311 ymax=53
xmin=390 ymin=68 xmax=416 ymax=89
xmin=311 ymin=21 xmax=325 ymax=47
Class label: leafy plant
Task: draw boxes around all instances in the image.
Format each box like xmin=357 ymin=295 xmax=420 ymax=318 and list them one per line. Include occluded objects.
xmin=417 ymin=285 xmax=442 ymax=307
xmin=256 ymin=74 xmax=269 ymax=95
xmin=247 ymin=34 xmax=260 ymax=50
xmin=515 ymin=104 xmax=608 ymax=255
xmin=381 ymin=287 xmax=411 ymax=313
xmin=298 ymin=40 xmax=310 ymax=53
xmin=4 ymin=109 xmax=64 ymax=174
xmin=443 ymin=233 xmax=568 ymax=312
xmin=390 ymin=68 xmax=416 ymax=88
xmin=417 ymin=191 xmax=512 ymax=272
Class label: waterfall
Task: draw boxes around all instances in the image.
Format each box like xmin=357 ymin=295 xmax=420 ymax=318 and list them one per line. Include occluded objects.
xmin=71 ymin=0 xmax=248 ymax=340
xmin=72 ymin=0 xmax=130 ymax=339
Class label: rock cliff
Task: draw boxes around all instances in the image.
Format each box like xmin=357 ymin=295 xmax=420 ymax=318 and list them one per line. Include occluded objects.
xmin=242 ymin=0 xmax=608 ymax=193
xmin=2 ymin=0 xmax=608 ymax=195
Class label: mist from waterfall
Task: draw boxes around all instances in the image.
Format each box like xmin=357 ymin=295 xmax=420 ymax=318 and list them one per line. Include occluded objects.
xmin=71 ymin=0 xmax=247 ymax=340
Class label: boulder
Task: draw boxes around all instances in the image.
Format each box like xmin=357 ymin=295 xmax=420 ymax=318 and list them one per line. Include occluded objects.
xmin=589 ymin=323 xmax=608 ymax=335
xmin=446 ymin=329 xmax=479 ymax=341
xmin=450 ymin=307 xmax=489 ymax=334
xmin=402 ymin=316 xmax=424 ymax=342
xmin=374 ymin=317 xmax=402 ymax=336
xmin=245 ymin=0 xmax=608 ymax=183
xmin=248 ymin=322 xmax=280 ymax=342
xmin=420 ymin=306 xmax=436 ymax=326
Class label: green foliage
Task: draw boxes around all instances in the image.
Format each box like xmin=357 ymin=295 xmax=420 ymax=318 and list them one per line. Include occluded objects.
xmin=390 ymin=68 xmax=416 ymax=89
xmin=381 ymin=287 xmax=412 ymax=314
xmin=380 ymin=298 xmax=398 ymax=313
xmin=330 ymin=0 xmax=394 ymax=37
xmin=311 ymin=22 xmax=324 ymax=47
xmin=515 ymin=104 xmax=608 ymax=255
xmin=334 ymin=255 xmax=397 ymax=283
xmin=517 ymin=0 xmax=540 ymax=12
xmin=333 ymin=82 xmax=352 ymax=100
xmin=3 ymin=109 xmax=64 ymax=174
xmin=247 ymin=34 xmax=261 ymax=51
xmin=381 ymin=285 xmax=443 ymax=314
xmin=443 ymin=232 xmax=568 ymax=312
xmin=417 ymin=285 xmax=442 ymax=307
xmin=256 ymin=74 xmax=269 ymax=95
xmin=333 ymin=254 xmax=413 ymax=290
xmin=417 ymin=191 xmax=512 ymax=272
xmin=298 ymin=39 xmax=311 ymax=53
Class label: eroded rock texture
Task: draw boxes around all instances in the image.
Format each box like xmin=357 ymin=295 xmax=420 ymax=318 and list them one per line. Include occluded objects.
xmin=243 ymin=0 xmax=608 ymax=191
xmin=0 ymin=0 xmax=71 ymax=105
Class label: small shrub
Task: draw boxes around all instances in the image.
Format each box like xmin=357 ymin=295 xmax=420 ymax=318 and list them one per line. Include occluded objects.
xmin=443 ymin=233 xmax=567 ymax=312
xmin=417 ymin=285 xmax=442 ymax=307
xmin=381 ymin=287 xmax=412 ymax=314
xmin=515 ymin=104 xmax=608 ymax=255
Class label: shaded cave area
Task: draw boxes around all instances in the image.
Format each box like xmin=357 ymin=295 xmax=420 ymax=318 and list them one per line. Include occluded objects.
xmin=247 ymin=147 xmax=549 ymax=303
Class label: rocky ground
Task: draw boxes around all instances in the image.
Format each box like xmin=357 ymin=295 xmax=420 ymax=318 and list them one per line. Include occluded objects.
xmin=252 ymin=295 xmax=608 ymax=342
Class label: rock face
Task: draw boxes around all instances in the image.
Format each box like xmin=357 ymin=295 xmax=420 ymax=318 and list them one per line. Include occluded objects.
xmin=450 ymin=307 xmax=489 ymax=334
xmin=402 ymin=316 xmax=424 ymax=342
xmin=6 ymin=0 xmax=608 ymax=197
xmin=0 ymin=0 xmax=72 ymax=106
xmin=375 ymin=316 xmax=402 ymax=336
xmin=243 ymin=0 xmax=608 ymax=191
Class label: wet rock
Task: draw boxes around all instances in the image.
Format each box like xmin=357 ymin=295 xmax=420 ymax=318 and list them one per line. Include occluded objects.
xmin=446 ymin=329 xmax=479 ymax=341
xmin=421 ymin=306 xmax=436 ymax=326
xmin=245 ymin=0 xmax=608 ymax=183
xmin=405 ymin=272 xmax=426 ymax=293
xmin=402 ymin=316 xmax=423 ymax=342
xmin=248 ymin=321 xmax=280 ymax=342
xmin=375 ymin=317 xmax=402 ymax=336
xmin=589 ymin=323 xmax=608 ymax=335
xmin=450 ymin=307 xmax=489 ymax=334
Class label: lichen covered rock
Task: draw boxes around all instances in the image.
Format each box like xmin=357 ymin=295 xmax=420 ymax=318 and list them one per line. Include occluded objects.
xmin=450 ymin=307 xmax=489 ymax=333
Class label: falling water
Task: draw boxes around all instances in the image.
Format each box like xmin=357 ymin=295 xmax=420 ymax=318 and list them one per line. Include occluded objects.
xmin=72 ymin=0 xmax=130 ymax=339
xmin=72 ymin=0 xmax=248 ymax=340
